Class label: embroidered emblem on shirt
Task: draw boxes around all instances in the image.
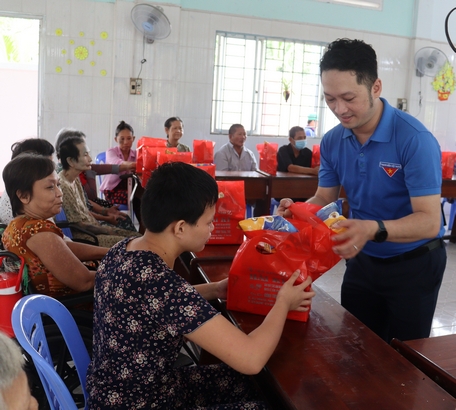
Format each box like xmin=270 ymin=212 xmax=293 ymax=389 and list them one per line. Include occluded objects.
xmin=379 ymin=162 xmax=401 ymax=177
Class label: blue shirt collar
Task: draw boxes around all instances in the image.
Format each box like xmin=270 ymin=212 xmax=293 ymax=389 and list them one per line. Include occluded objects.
xmin=341 ymin=97 xmax=392 ymax=143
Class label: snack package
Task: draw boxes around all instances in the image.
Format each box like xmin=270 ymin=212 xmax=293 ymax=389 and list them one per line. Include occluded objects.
xmin=239 ymin=215 xmax=298 ymax=233
xmin=316 ymin=202 xmax=346 ymax=233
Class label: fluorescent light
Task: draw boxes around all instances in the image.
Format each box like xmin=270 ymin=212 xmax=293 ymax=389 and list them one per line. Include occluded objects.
xmin=318 ymin=0 xmax=382 ymax=10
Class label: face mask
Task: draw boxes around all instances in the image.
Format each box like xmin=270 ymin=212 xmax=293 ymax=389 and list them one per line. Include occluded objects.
xmin=295 ymin=139 xmax=307 ymax=150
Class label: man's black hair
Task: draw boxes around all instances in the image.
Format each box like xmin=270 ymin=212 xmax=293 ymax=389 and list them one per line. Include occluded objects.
xmin=320 ymin=38 xmax=378 ymax=90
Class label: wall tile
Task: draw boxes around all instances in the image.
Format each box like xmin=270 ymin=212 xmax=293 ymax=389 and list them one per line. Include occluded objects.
xmin=21 ymin=0 xmax=46 ymax=14
xmin=68 ymin=75 xmax=94 ymax=113
xmin=42 ymin=73 xmax=69 ymax=113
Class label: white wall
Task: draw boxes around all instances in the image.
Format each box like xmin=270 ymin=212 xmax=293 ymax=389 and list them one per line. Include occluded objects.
xmin=2 ymin=0 xmax=456 ymax=158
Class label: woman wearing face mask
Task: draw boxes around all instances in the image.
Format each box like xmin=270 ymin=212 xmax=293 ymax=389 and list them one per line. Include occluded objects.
xmin=277 ymin=126 xmax=319 ymax=175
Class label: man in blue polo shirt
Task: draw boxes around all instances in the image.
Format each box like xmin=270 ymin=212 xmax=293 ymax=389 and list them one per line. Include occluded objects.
xmin=278 ymin=38 xmax=446 ymax=343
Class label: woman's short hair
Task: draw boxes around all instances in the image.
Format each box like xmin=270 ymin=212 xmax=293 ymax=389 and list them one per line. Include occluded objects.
xmin=55 ymin=128 xmax=86 ymax=159
xmin=141 ymin=162 xmax=218 ymax=233
xmin=11 ymin=138 xmax=55 ymax=159
xmin=58 ymin=136 xmax=85 ymax=170
xmin=3 ymin=153 xmax=56 ymax=217
xmin=115 ymin=120 xmax=134 ymax=137
xmin=164 ymin=117 xmax=183 ymax=130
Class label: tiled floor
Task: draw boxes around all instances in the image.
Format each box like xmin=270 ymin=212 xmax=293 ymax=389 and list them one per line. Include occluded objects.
xmin=314 ymin=203 xmax=456 ymax=338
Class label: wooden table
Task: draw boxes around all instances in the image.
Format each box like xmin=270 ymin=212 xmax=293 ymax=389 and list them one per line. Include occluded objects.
xmin=178 ymin=245 xmax=456 ymax=409
xmin=269 ymin=172 xmax=319 ymax=200
xmin=391 ymin=334 xmax=456 ymax=398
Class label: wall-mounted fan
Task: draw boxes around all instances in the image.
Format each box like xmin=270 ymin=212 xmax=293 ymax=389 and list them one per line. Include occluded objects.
xmin=131 ymin=3 xmax=171 ymax=44
xmin=414 ymin=47 xmax=448 ymax=77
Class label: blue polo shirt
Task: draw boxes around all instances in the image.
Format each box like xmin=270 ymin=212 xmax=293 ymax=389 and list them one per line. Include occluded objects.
xmin=319 ymin=98 xmax=444 ymax=258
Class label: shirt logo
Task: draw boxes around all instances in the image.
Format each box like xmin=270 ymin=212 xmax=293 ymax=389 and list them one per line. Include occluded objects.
xmin=379 ymin=162 xmax=401 ymax=177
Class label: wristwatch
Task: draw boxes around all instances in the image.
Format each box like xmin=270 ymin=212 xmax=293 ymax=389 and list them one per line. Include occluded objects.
xmin=374 ymin=220 xmax=388 ymax=243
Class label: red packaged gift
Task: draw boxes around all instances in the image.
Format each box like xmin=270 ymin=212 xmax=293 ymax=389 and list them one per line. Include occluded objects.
xmin=208 ymin=180 xmax=246 ymax=245
xmin=227 ymin=202 xmax=340 ymax=321
xmin=191 ymin=163 xmax=216 ymax=178
xmin=311 ymin=144 xmax=320 ymax=168
xmin=136 ymin=137 xmax=167 ymax=174
xmin=441 ymin=151 xmax=456 ymax=179
xmin=193 ymin=140 xmax=215 ymax=163
xmin=256 ymin=141 xmax=278 ymax=175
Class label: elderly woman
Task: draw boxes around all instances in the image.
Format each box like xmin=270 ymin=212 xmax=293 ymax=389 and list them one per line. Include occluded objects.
xmin=165 ymin=116 xmax=190 ymax=152
xmin=99 ymin=120 xmax=144 ymax=231
xmin=57 ymin=135 xmax=140 ymax=248
xmin=2 ymin=153 xmax=108 ymax=298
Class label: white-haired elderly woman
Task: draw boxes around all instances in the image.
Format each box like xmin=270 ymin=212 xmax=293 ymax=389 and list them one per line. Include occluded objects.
xmin=0 ymin=331 xmax=38 ymax=409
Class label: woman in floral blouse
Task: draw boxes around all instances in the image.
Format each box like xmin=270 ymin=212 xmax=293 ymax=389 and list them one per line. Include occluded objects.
xmin=86 ymin=162 xmax=315 ymax=409
xmin=2 ymin=153 xmax=107 ymax=298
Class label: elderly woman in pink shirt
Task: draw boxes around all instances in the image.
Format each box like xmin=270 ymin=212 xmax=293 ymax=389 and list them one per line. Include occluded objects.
xmin=101 ymin=121 xmax=144 ymax=231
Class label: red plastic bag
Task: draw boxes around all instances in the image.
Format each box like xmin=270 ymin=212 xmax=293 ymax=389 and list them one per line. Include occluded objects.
xmin=441 ymin=151 xmax=456 ymax=179
xmin=193 ymin=140 xmax=215 ymax=163
xmin=208 ymin=181 xmax=246 ymax=244
xmin=256 ymin=141 xmax=278 ymax=175
xmin=191 ymin=163 xmax=216 ymax=178
xmin=311 ymin=144 xmax=320 ymax=168
xmin=157 ymin=151 xmax=193 ymax=166
xmin=141 ymin=147 xmax=177 ymax=187
xmin=136 ymin=137 xmax=167 ymax=174
xmin=227 ymin=202 xmax=340 ymax=321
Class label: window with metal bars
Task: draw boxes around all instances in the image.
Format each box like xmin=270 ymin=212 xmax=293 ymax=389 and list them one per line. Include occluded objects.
xmin=211 ymin=32 xmax=338 ymax=137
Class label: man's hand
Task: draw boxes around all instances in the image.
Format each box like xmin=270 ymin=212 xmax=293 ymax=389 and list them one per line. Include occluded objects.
xmin=276 ymin=198 xmax=294 ymax=217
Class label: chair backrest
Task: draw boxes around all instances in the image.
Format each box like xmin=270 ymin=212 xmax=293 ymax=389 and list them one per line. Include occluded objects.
xmin=53 ymin=208 xmax=73 ymax=239
xmin=12 ymin=294 xmax=91 ymax=410
xmin=95 ymin=152 xmax=106 ymax=198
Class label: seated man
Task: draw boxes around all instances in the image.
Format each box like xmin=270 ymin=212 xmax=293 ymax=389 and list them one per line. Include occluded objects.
xmin=277 ymin=126 xmax=319 ymax=175
xmin=214 ymin=124 xmax=257 ymax=171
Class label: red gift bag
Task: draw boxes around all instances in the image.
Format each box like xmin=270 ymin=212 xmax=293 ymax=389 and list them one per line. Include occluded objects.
xmin=141 ymin=147 xmax=177 ymax=187
xmin=157 ymin=151 xmax=193 ymax=166
xmin=441 ymin=151 xmax=456 ymax=179
xmin=227 ymin=202 xmax=340 ymax=321
xmin=256 ymin=141 xmax=278 ymax=175
xmin=191 ymin=163 xmax=216 ymax=178
xmin=193 ymin=140 xmax=215 ymax=163
xmin=311 ymin=144 xmax=320 ymax=168
xmin=208 ymin=181 xmax=246 ymax=244
xmin=136 ymin=137 xmax=167 ymax=174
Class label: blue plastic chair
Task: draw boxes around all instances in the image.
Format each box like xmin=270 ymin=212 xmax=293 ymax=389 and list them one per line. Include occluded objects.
xmin=54 ymin=207 xmax=99 ymax=246
xmin=12 ymin=294 xmax=91 ymax=410
xmin=95 ymin=152 xmax=106 ymax=199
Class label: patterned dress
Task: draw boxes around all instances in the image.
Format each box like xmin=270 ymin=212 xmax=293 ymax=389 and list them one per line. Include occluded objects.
xmin=86 ymin=239 xmax=267 ymax=409
xmin=2 ymin=216 xmax=75 ymax=297
xmin=59 ymin=171 xmax=140 ymax=248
